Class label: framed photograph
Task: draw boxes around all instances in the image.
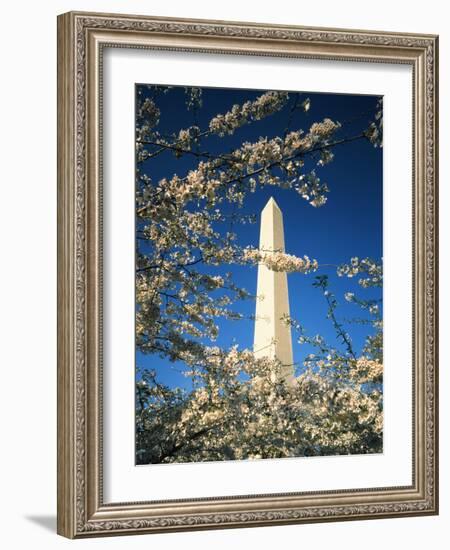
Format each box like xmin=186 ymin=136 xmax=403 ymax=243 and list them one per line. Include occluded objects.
xmin=57 ymin=11 xmax=439 ymax=538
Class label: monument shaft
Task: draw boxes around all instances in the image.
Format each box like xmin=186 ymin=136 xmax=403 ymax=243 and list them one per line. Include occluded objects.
xmin=253 ymin=197 xmax=294 ymax=383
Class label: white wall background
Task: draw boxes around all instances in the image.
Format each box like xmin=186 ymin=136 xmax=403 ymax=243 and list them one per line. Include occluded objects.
xmin=0 ymin=1 xmax=447 ymax=547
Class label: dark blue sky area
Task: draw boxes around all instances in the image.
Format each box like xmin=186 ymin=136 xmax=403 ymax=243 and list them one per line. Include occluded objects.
xmin=136 ymin=84 xmax=382 ymax=389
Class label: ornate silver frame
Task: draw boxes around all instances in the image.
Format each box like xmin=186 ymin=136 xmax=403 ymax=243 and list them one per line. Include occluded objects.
xmin=57 ymin=11 xmax=439 ymax=538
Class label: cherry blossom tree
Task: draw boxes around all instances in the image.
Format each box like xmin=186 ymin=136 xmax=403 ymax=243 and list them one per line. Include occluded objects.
xmin=135 ymin=86 xmax=383 ymax=464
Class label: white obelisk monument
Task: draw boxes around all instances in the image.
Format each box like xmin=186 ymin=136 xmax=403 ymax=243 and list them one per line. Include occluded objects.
xmin=253 ymin=197 xmax=294 ymax=384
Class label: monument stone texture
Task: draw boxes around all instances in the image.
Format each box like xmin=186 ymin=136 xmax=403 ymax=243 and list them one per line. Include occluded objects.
xmin=253 ymin=197 xmax=295 ymax=384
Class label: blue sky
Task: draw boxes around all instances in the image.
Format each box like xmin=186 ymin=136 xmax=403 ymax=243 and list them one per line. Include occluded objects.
xmin=136 ymin=85 xmax=382 ymax=389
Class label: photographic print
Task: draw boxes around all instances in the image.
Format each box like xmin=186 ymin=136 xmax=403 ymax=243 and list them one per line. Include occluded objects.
xmin=135 ymin=85 xmax=383 ymax=465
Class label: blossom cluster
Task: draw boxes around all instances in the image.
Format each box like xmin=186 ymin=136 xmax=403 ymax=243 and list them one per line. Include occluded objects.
xmin=295 ymin=171 xmax=330 ymax=207
xmin=137 ymin=116 xmax=340 ymax=215
xmin=209 ymin=91 xmax=289 ymax=136
xmin=337 ymin=257 xmax=383 ymax=287
xmin=136 ymin=343 xmax=383 ymax=464
xmin=309 ymin=118 xmax=341 ymax=140
xmin=185 ymin=87 xmax=202 ymax=111
xmin=352 ymin=357 xmax=383 ymax=384
xmin=365 ymin=98 xmax=383 ymax=147
xmin=137 ymin=97 xmax=160 ymax=128
xmin=243 ymin=248 xmax=318 ymax=273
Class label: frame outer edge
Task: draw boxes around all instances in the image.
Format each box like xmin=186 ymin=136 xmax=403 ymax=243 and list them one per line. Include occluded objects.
xmin=57 ymin=12 xmax=77 ymax=539
xmin=56 ymin=10 xmax=439 ymax=538
xmin=431 ymin=35 xmax=439 ymax=515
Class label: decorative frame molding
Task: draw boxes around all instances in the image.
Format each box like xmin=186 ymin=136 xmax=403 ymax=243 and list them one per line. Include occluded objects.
xmin=57 ymin=11 xmax=438 ymax=538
